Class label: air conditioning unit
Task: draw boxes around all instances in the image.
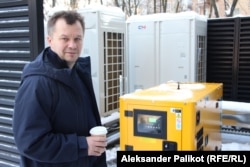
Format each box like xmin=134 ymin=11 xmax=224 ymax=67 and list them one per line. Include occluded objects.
xmin=77 ymin=6 xmax=126 ymax=117
xmin=126 ymin=11 xmax=207 ymax=93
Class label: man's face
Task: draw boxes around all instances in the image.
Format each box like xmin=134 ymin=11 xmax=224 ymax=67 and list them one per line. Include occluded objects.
xmin=47 ymin=18 xmax=84 ymax=68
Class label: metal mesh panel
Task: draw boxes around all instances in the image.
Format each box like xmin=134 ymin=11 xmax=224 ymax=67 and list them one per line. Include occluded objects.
xmin=104 ymin=32 xmax=125 ymax=114
xmin=196 ymin=35 xmax=206 ymax=82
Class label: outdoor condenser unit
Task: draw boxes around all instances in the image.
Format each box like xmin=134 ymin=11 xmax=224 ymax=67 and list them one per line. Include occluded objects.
xmin=77 ymin=6 xmax=126 ymax=117
xmin=126 ymin=11 xmax=207 ymax=93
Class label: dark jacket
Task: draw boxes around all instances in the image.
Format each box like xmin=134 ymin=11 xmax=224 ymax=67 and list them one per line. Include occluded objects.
xmin=13 ymin=47 xmax=107 ymax=167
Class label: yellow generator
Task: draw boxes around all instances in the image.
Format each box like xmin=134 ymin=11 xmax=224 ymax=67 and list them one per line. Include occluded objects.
xmin=119 ymin=82 xmax=223 ymax=151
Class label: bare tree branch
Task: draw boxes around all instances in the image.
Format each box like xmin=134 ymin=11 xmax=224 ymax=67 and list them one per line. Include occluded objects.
xmin=175 ymin=0 xmax=179 ymax=13
xmin=154 ymin=0 xmax=156 ymax=13
xmin=52 ymin=0 xmax=56 ymax=7
xmin=211 ymin=0 xmax=219 ymax=18
xmin=162 ymin=0 xmax=167 ymax=13
xmin=227 ymin=0 xmax=238 ymax=17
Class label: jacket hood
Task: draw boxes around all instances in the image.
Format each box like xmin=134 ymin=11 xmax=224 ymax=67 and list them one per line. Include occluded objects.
xmin=21 ymin=47 xmax=91 ymax=88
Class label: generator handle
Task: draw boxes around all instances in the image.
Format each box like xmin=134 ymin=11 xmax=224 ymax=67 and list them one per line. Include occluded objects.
xmin=119 ymin=75 xmax=123 ymax=96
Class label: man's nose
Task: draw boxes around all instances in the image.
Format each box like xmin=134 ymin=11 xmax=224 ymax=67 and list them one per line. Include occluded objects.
xmin=68 ymin=40 xmax=77 ymax=48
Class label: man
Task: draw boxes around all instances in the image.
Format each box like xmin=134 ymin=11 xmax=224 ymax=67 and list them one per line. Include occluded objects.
xmin=13 ymin=10 xmax=107 ymax=167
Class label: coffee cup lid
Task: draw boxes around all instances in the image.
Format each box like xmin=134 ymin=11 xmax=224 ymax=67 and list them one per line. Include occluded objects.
xmin=90 ymin=126 xmax=107 ymax=135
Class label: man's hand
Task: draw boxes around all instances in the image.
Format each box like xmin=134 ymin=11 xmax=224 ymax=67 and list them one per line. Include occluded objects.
xmin=86 ymin=136 xmax=107 ymax=156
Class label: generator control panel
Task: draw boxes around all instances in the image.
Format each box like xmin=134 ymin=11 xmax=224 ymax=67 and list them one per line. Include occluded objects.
xmin=134 ymin=109 xmax=166 ymax=139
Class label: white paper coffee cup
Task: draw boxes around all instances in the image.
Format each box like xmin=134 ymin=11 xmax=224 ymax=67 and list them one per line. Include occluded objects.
xmin=89 ymin=126 xmax=108 ymax=137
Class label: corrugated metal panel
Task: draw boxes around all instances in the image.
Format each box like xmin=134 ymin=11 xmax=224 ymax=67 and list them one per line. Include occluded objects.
xmin=237 ymin=17 xmax=250 ymax=102
xmin=207 ymin=16 xmax=250 ymax=103
xmin=207 ymin=17 xmax=237 ymax=101
xmin=0 ymin=0 xmax=44 ymax=166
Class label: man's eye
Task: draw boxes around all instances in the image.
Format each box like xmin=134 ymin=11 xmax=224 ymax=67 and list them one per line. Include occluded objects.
xmin=76 ymin=38 xmax=82 ymax=41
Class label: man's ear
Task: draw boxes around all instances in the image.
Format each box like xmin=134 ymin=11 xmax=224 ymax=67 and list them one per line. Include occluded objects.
xmin=47 ymin=35 xmax=52 ymax=45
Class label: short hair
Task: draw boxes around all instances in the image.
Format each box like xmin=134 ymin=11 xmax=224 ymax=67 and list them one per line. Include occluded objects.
xmin=47 ymin=10 xmax=85 ymax=35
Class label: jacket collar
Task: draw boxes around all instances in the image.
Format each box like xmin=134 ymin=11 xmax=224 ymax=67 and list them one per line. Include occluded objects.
xmin=46 ymin=48 xmax=69 ymax=69
xmin=21 ymin=47 xmax=91 ymax=89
